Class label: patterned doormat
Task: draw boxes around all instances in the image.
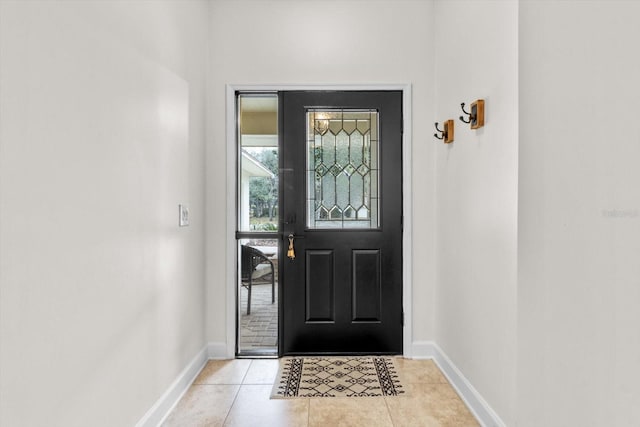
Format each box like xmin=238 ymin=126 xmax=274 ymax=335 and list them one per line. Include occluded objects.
xmin=271 ymin=357 xmax=406 ymax=398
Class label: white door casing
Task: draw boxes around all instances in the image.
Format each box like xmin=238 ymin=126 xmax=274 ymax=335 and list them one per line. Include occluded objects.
xmin=224 ymin=84 xmax=413 ymax=358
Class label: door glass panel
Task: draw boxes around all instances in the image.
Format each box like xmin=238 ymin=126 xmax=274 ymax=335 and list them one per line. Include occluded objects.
xmin=306 ymin=109 xmax=379 ymax=229
xmin=236 ymin=93 xmax=279 ymax=357
xmin=237 ymin=238 xmax=279 ymax=355
xmin=238 ymin=94 xmax=279 ymax=232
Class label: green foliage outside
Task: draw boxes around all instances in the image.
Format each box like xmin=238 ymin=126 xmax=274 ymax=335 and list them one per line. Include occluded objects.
xmin=248 ymin=148 xmax=278 ymax=230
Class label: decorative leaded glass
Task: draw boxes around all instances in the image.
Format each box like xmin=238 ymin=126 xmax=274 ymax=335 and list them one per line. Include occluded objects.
xmin=306 ymin=109 xmax=379 ymax=229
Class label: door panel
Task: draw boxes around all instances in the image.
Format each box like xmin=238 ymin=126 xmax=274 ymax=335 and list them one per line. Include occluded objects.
xmin=305 ymin=250 xmax=335 ymax=322
xmin=280 ymin=91 xmax=402 ymax=355
xmin=352 ymin=249 xmax=381 ymax=321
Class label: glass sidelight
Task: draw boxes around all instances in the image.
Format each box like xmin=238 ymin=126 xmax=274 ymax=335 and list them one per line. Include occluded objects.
xmin=236 ymin=93 xmax=279 ymax=356
xmin=237 ymin=238 xmax=278 ymax=354
xmin=238 ymin=95 xmax=279 ymax=233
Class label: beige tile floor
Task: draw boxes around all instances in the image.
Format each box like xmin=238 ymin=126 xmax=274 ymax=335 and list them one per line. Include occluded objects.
xmin=162 ymin=358 xmax=480 ymax=427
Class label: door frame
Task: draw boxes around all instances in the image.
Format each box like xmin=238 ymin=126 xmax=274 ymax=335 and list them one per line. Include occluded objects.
xmin=224 ymin=84 xmax=414 ymax=358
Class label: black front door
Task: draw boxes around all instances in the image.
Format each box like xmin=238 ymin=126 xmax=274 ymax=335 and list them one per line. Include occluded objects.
xmin=279 ymin=91 xmax=403 ymax=355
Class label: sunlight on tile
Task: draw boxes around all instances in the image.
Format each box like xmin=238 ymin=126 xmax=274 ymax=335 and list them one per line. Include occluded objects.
xmin=393 ymin=358 xmax=449 ymax=384
xmin=243 ymin=359 xmax=279 ymax=384
xmin=193 ymin=359 xmax=251 ymax=385
xmin=309 ymin=397 xmax=394 ymax=427
xmin=385 ymin=383 xmax=480 ymax=427
xmin=223 ymin=385 xmax=309 ymax=427
xmin=162 ymin=385 xmax=239 ymax=427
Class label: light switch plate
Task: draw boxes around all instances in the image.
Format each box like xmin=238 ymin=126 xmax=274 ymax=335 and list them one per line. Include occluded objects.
xmin=179 ymin=204 xmax=189 ymax=227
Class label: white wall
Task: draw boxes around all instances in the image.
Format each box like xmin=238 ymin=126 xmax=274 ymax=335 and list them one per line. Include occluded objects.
xmin=0 ymin=1 xmax=208 ymax=426
xmin=433 ymin=1 xmax=518 ymax=425
xmin=6 ymin=2 xmax=638 ymax=425
xmin=519 ymin=2 xmax=640 ymax=426
xmin=207 ymin=0 xmax=437 ymax=348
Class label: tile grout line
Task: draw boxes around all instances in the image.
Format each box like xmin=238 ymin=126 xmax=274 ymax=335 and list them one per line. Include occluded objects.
xmin=222 ymin=360 xmax=253 ymax=426
xmin=221 ymin=384 xmax=242 ymax=427
xmin=240 ymin=359 xmax=253 ymax=384
xmin=383 ymin=396 xmax=396 ymax=427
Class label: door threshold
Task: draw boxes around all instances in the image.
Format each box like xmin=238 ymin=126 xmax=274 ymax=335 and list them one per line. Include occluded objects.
xmin=236 ymin=350 xmax=278 ymax=359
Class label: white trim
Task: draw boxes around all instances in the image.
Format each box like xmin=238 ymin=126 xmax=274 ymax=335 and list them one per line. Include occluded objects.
xmin=135 ymin=346 xmax=208 ymax=427
xmin=225 ymin=85 xmax=238 ymax=359
xmin=410 ymin=341 xmax=506 ymax=427
xmin=225 ymin=84 xmax=413 ymax=357
xmin=401 ymin=85 xmax=413 ymax=358
xmin=409 ymin=340 xmax=438 ymax=359
xmin=241 ymin=151 xmax=274 ymax=177
xmin=242 ymin=134 xmax=278 ymax=147
xmin=207 ymin=341 xmax=229 ymax=359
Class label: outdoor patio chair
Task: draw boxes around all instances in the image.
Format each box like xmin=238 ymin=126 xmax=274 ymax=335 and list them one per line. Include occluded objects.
xmin=240 ymin=245 xmax=275 ymax=315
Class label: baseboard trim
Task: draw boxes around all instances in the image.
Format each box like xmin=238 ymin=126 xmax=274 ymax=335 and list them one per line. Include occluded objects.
xmin=411 ymin=341 xmax=506 ymax=427
xmin=135 ymin=346 xmax=208 ymax=427
xmin=410 ymin=340 xmax=438 ymax=358
xmin=207 ymin=341 xmax=229 ymax=359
